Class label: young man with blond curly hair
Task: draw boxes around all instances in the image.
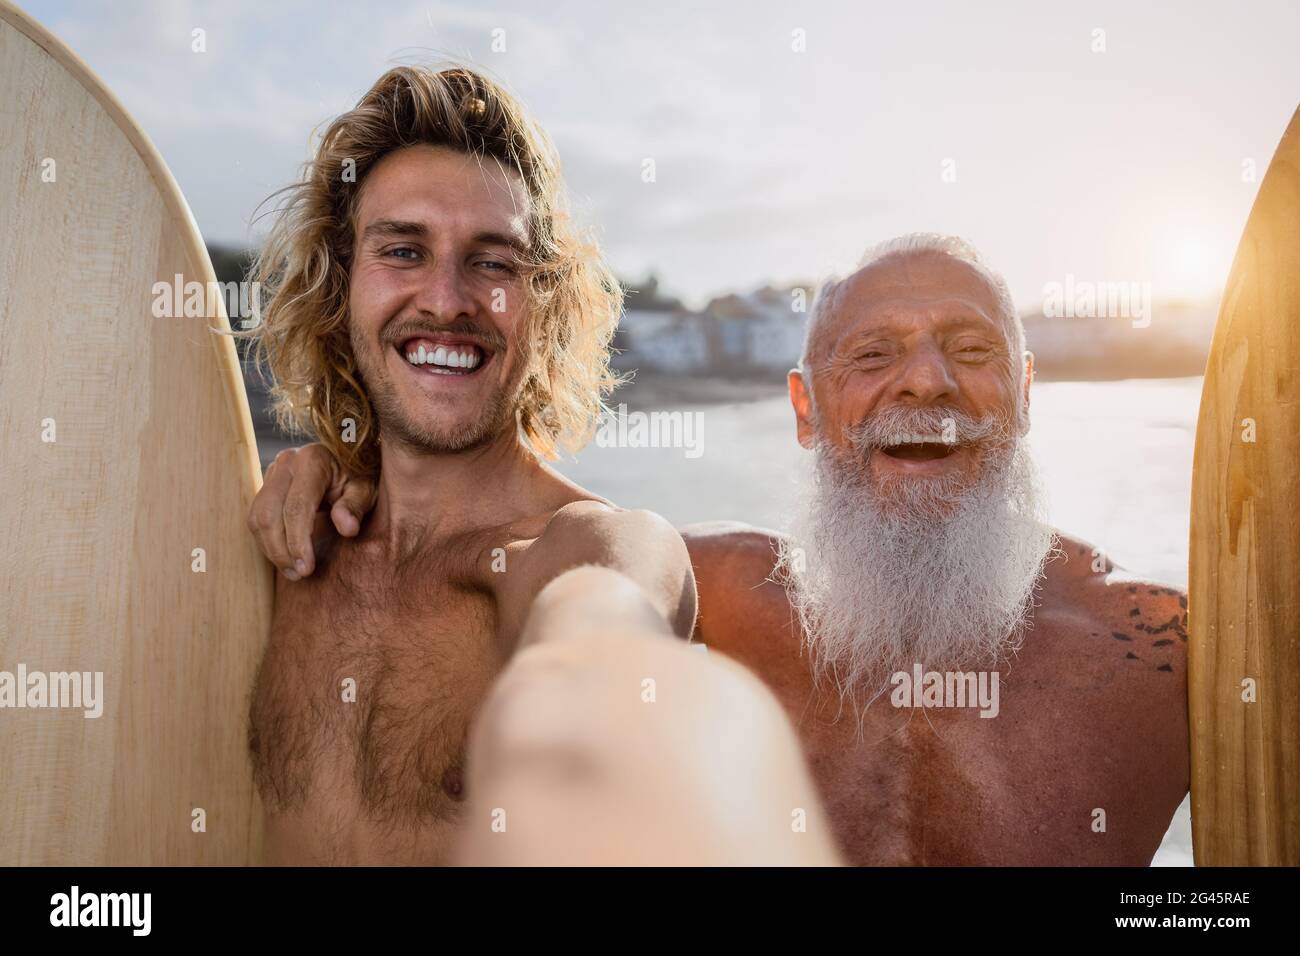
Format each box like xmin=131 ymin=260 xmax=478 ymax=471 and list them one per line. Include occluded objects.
xmin=243 ymin=65 xmax=833 ymax=866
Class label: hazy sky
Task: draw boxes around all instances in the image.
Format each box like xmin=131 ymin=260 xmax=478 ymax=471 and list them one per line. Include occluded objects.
xmin=24 ymin=0 xmax=1300 ymax=309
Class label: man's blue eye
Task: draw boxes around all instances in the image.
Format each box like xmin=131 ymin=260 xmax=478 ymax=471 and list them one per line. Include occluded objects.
xmin=387 ymin=247 xmax=418 ymax=259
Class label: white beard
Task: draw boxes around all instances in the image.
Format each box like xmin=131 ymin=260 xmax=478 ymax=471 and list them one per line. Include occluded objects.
xmin=776 ymin=405 xmax=1057 ymax=701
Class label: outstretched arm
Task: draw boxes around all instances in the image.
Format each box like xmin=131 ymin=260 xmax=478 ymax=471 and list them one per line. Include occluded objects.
xmin=455 ymin=566 xmax=842 ymax=866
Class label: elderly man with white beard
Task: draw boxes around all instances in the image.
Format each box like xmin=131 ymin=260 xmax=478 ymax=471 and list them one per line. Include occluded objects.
xmin=250 ymin=233 xmax=1191 ymax=866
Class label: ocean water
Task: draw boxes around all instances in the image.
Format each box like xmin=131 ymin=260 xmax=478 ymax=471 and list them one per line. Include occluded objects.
xmin=554 ymin=376 xmax=1203 ymax=866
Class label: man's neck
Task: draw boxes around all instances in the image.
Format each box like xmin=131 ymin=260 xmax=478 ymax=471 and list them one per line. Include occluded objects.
xmin=365 ymin=427 xmax=544 ymax=553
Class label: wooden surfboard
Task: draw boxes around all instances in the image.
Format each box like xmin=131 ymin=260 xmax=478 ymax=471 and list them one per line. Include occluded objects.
xmin=1190 ymin=106 xmax=1300 ymax=866
xmin=0 ymin=2 xmax=273 ymax=864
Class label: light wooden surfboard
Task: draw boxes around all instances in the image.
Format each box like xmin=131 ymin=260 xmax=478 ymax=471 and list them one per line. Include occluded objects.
xmin=1190 ymin=106 xmax=1300 ymax=866
xmin=0 ymin=2 xmax=273 ymax=864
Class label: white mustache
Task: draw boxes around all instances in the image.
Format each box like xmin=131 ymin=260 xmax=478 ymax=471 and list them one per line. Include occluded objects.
xmin=844 ymin=405 xmax=1010 ymax=452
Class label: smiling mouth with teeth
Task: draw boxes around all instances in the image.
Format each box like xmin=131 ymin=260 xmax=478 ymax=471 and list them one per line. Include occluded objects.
xmin=399 ymin=338 xmax=488 ymax=376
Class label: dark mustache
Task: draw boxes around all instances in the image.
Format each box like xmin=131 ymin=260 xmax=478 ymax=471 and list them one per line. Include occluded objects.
xmin=383 ymin=318 xmax=507 ymax=353
xmin=845 ymin=405 xmax=1010 ymax=450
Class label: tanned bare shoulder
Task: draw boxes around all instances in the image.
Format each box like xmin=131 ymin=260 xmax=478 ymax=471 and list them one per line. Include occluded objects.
xmin=680 ymin=521 xmax=800 ymax=659
xmin=1032 ymin=532 xmax=1191 ymax=814
xmin=514 ymin=500 xmax=697 ymax=639
xmin=681 ymin=520 xmax=784 ymax=577
xmin=1044 ymin=531 xmax=1189 ymax=681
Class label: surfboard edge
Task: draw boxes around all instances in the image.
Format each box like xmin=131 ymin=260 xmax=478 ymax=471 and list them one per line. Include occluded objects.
xmin=0 ymin=0 xmax=265 ymax=508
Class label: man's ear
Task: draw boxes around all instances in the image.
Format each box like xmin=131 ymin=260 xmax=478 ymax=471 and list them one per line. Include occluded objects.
xmin=1019 ymin=350 xmax=1034 ymax=433
xmin=789 ymin=368 xmax=816 ymax=449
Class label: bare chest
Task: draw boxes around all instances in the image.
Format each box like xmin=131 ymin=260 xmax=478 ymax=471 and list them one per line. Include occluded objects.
xmin=793 ymin=680 xmax=1142 ymax=866
xmin=713 ymin=611 xmax=1185 ymax=866
xmin=248 ymin=553 xmax=507 ymax=855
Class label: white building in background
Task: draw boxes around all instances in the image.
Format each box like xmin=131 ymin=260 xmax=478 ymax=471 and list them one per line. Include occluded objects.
xmin=619 ymin=309 xmax=710 ymax=372
xmin=619 ymin=285 xmax=814 ymax=374
xmin=747 ymin=307 xmax=808 ymax=371
xmin=704 ymin=285 xmax=813 ymax=372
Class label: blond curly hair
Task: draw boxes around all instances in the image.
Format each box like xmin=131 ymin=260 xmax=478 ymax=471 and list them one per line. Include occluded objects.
xmin=247 ymin=64 xmax=622 ymax=476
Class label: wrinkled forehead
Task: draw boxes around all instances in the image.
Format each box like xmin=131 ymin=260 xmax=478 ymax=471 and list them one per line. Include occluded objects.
xmin=812 ymin=252 xmax=1009 ymax=362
